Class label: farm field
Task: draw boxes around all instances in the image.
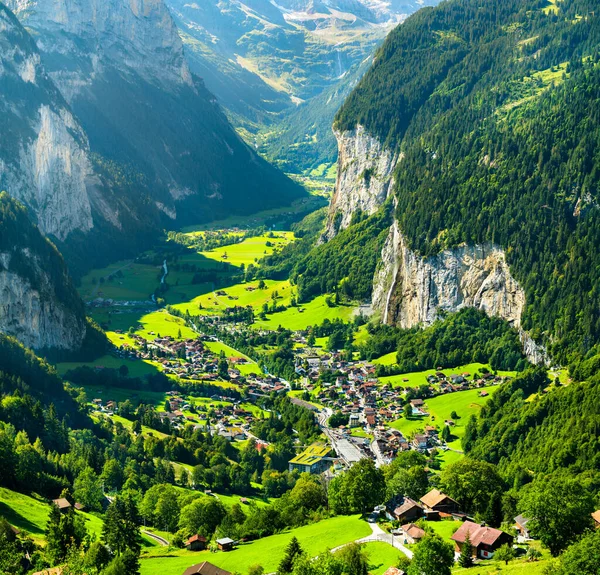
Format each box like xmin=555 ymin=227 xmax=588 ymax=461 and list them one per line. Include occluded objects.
xmin=140 ymin=515 xmax=371 ymax=575
xmin=363 ymin=541 xmax=403 ymax=575
xmin=56 ymin=353 xmax=160 ymax=378
xmin=389 ymin=386 xmax=498 ymax=449
xmin=254 ymin=295 xmax=356 ymax=331
xmin=171 ymin=279 xmax=293 ymax=316
xmin=377 ymin=363 xmax=516 ymax=389
xmin=198 ymin=233 xmax=295 ymax=268
xmin=0 ymin=488 xmax=158 ymax=547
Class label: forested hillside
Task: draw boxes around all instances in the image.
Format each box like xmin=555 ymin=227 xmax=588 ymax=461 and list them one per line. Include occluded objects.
xmin=334 ymin=0 xmax=600 ymax=364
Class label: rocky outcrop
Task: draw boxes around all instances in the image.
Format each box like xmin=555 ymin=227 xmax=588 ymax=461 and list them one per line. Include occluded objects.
xmin=373 ymin=220 xmax=526 ymax=329
xmin=0 ymin=251 xmax=86 ymax=350
xmin=324 ymin=125 xmax=398 ymax=239
xmin=6 ymin=0 xmax=193 ymax=100
xmin=0 ymin=4 xmax=95 ymax=240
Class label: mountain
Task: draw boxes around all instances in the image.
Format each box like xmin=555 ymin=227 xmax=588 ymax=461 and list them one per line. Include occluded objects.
xmin=2 ymin=0 xmax=303 ymax=272
xmin=0 ymin=192 xmax=91 ymax=352
xmin=166 ymin=0 xmax=440 ymax=173
xmin=322 ymin=0 xmax=600 ymax=364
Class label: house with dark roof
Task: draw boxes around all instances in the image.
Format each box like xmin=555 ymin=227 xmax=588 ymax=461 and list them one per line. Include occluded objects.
xmin=451 ymin=521 xmax=513 ymax=559
xmin=182 ymin=562 xmax=231 ymax=575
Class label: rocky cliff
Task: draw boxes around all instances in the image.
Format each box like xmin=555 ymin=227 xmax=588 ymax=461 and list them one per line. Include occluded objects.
xmin=0 ymin=3 xmax=96 ymax=240
xmin=324 ymin=126 xmax=398 ymax=239
xmin=372 ymin=220 xmax=525 ymax=329
xmin=7 ymin=0 xmax=302 ymax=233
xmin=0 ymin=193 xmax=87 ymax=351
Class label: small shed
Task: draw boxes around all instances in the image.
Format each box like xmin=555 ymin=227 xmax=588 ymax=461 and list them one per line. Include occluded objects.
xmin=216 ymin=537 xmax=234 ymax=551
xmin=185 ymin=534 xmax=207 ymax=551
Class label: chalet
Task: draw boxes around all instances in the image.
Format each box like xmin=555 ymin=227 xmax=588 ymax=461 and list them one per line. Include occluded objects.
xmin=52 ymin=498 xmax=72 ymax=513
xmin=420 ymin=489 xmax=461 ymax=515
xmin=182 ymin=562 xmax=231 ymax=575
xmin=216 ymin=537 xmax=235 ymax=551
xmin=592 ymin=510 xmax=600 ymax=528
xmin=391 ymin=497 xmax=424 ymax=523
xmin=514 ymin=514 xmax=533 ymax=539
xmin=412 ymin=434 xmax=429 ymax=450
xmin=400 ymin=523 xmax=426 ymax=544
xmin=185 ymin=534 xmax=207 ymax=551
xmin=289 ymin=444 xmax=330 ymax=474
xmin=451 ymin=521 xmax=513 ymax=559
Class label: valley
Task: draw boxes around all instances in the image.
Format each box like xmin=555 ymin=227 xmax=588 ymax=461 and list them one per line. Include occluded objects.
xmin=0 ymin=0 xmax=600 ymax=575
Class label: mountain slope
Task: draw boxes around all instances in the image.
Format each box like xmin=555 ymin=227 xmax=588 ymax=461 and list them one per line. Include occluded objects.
xmin=325 ymin=0 xmax=600 ymax=363
xmin=167 ymin=0 xmax=440 ymax=173
xmin=3 ymin=0 xmax=303 ymax=271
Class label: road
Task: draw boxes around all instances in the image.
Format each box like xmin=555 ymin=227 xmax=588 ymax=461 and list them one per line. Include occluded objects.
xmin=331 ymin=520 xmax=413 ymax=559
xmin=142 ymin=530 xmax=169 ymax=546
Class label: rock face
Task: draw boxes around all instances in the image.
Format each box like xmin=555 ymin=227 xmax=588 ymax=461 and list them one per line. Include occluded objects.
xmin=0 ymin=4 xmax=95 ymax=240
xmin=0 ymin=252 xmax=86 ymax=350
xmin=324 ymin=126 xmax=398 ymax=239
xmin=0 ymin=193 xmax=87 ymax=351
xmin=372 ymin=220 xmax=526 ymax=329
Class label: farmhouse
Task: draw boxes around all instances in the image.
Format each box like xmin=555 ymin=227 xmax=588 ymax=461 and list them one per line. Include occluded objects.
xmin=451 ymin=521 xmax=514 ymax=559
xmin=399 ymin=523 xmax=426 ymax=544
xmin=182 ymin=562 xmax=231 ymax=575
xmin=390 ymin=497 xmax=423 ymax=523
xmin=185 ymin=534 xmax=207 ymax=551
xmin=216 ymin=537 xmax=235 ymax=551
xmin=288 ymin=443 xmax=330 ymax=474
xmin=420 ymin=489 xmax=461 ymax=515
xmin=52 ymin=498 xmax=72 ymax=513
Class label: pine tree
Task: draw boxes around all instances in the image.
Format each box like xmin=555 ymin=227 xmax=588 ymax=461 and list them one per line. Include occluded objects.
xmin=277 ymin=536 xmax=303 ymax=574
xmin=459 ymin=533 xmax=474 ymax=568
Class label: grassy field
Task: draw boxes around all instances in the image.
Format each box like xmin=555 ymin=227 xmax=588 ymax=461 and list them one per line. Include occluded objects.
xmin=363 ymin=541 xmax=403 ymax=574
xmin=140 ymin=515 xmax=371 ymax=575
xmin=254 ymin=296 xmax=355 ymax=331
xmin=56 ymin=354 xmax=160 ymax=378
xmin=199 ymin=233 xmax=294 ymax=268
xmin=390 ymin=386 xmax=498 ymax=450
xmin=171 ymin=279 xmax=293 ymax=316
xmin=378 ymin=363 xmax=515 ymax=389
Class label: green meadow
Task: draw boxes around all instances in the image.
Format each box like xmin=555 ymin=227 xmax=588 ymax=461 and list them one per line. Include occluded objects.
xmin=140 ymin=515 xmax=370 ymax=575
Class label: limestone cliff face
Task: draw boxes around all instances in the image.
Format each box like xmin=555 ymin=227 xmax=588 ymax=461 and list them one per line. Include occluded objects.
xmin=324 ymin=125 xmax=398 ymax=239
xmin=372 ymin=220 xmax=526 ymax=329
xmin=0 ymin=4 xmax=95 ymax=240
xmin=7 ymin=0 xmax=193 ymax=100
xmin=0 ymin=251 xmax=86 ymax=350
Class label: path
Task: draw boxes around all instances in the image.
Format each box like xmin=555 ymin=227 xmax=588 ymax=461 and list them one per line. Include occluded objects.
xmin=142 ymin=529 xmax=169 ymax=546
xmin=331 ymin=519 xmax=413 ymax=559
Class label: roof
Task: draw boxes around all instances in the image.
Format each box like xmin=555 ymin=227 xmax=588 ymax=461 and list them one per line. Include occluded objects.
xmin=394 ymin=497 xmax=422 ymax=517
xmin=592 ymin=510 xmax=600 ymax=524
xmin=216 ymin=537 xmax=234 ymax=545
xmin=451 ymin=521 xmax=510 ymax=547
xmin=52 ymin=498 xmax=71 ymax=509
xmin=182 ymin=562 xmax=232 ymax=575
xmin=382 ymin=568 xmax=405 ymax=575
xmin=401 ymin=523 xmax=426 ymax=540
xmin=289 ymin=443 xmax=330 ymax=466
xmin=420 ymin=489 xmax=455 ymax=509
xmin=514 ymin=514 xmax=531 ymax=527
xmin=186 ymin=534 xmax=207 ymax=545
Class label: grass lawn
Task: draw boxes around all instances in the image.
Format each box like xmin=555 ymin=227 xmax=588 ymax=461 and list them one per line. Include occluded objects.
xmin=56 ymin=354 xmax=159 ymax=378
xmin=140 ymin=515 xmax=370 ymax=575
xmin=0 ymin=488 xmax=50 ymax=543
xmin=254 ymin=296 xmax=355 ymax=331
xmin=452 ymin=556 xmax=552 ymax=574
xmin=372 ymin=352 xmax=397 ymax=366
xmin=378 ymin=363 xmax=515 ymax=389
xmin=363 ymin=541 xmax=403 ymax=575
xmin=204 ymin=341 xmax=260 ymax=374
xmin=79 ymin=261 xmax=159 ymax=301
xmin=199 ymin=233 xmax=294 ymax=268
xmin=171 ymin=279 xmax=293 ymax=316
xmin=389 ymin=386 xmax=498 ymax=447
xmin=428 ymin=520 xmax=461 ymax=540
